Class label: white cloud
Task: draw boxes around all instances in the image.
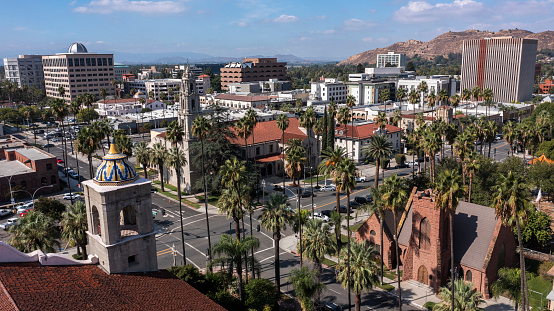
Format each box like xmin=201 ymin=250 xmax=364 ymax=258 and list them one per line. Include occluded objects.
xmin=393 ymin=0 xmax=486 ymax=23
xmin=341 ymin=18 xmax=375 ymax=31
xmin=273 ymin=14 xmax=298 ymax=23
xmin=310 ymin=29 xmax=336 ymax=34
xmin=362 ymin=37 xmax=373 ymax=43
xmin=235 ymin=21 xmax=248 ymax=27
xmin=69 ymin=0 xmax=77 ymax=6
xmin=96 ymin=41 xmax=104 ymax=44
xmin=13 ymin=27 xmax=27 ymax=31
xmin=74 ymin=0 xmax=186 ymax=14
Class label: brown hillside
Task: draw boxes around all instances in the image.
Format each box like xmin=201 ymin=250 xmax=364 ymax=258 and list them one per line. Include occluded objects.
xmin=339 ymin=29 xmax=554 ymax=66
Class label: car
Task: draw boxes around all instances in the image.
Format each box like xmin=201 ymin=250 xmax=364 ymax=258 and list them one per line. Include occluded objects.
xmin=63 ymin=193 xmax=81 ymax=200
xmin=320 ymin=210 xmax=332 ymax=217
xmin=52 ymin=138 xmax=59 ymax=142
xmin=475 ymin=140 xmax=482 ymax=145
xmin=309 ymin=212 xmax=329 ymax=222
xmin=151 ymin=187 xmax=158 ymax=193
xmin=0 ymin=218 xmax=19 ymax=230
xmin=19 ymin=209 xmax=34 ymax=217
xmin=349 ymin=201 xmax=362 ymax=209
xmin=365 ymin=194 xmax=373 ymax=202
xmin=354 ymin=196 xmax=367 ymax=204
xmin=355 ymin=176 xmax=367 ymax=182
xmin=495 ymin=134 xmax=503 ymax=141
xmin=34 ymin=129 xmax=44 ymax=134
xmin=301 ymin=191 xmax=315 ymax=198
xmin=396 ymin=163 xmax=409 ymax=168
xmin=69 ymin=171 xmax=79 ymax=179
xmin=321 ymin=302 xmax=341 ymax=311
xmin=43 ymin=143 xmax=54 ymax=148
xmin=407 ymin=161 xmax=419 ymax=167
xmin=57 ymin=158 xmax=64 ymax=163
xmin=0 ymin=209 xmax=12 ymax=217
xmin=152 ymin=208 xmax=165 ymax=219
xmin=334 ymin=205 xmax=349 ymax=213
xmin=320 ymin=185 xmax=336 ymax=192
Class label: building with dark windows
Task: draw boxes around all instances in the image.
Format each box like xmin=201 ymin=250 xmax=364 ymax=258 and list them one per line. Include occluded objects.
xmin=461 ymin=37 xmax=537 ymax=103
xmin=3 ymin=55 xmax=45 ymax=90
xmin=220 ymin=58 xmax=287 ymax=90
xmin=42 ymin=42 xmax=115 ymax=102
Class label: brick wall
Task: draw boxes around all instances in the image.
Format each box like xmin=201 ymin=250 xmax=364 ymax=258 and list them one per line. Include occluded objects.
xmin=356 ymin=213 xmax=395 ymax=269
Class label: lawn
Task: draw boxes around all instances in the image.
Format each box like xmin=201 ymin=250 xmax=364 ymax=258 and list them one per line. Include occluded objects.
xmin=349 ymin=222 xmax=364 ymax=232
xmin=528 ymin=274 xmax=550 ymax=310
xmin=304 ymin=174 xmax=329 ymax=184
xmin=152 ymin=185 xmax=200 ymax=209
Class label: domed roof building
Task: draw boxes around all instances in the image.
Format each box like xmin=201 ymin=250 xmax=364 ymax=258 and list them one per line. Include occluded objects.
xmin=93 ymin=139 xmax=138 ymax=186
xmin=67 ymin=42 xmax=88 ymax=54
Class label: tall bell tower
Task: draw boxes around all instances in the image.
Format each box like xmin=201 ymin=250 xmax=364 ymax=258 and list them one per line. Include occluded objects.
xmin=179 ymin=66 xmax=200 ymax=141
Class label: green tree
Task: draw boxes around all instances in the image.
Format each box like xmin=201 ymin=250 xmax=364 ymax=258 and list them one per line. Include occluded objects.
xmin=75 ymin=126 xmax=100 ymax=179
xmin=259 ymin=193 xmax=294 ymax=293
xmin=166 ymin=146 xmax=188 ymax=265
xmin=491 ymin=268 xmax=522 ymax=311
xmin=330 ymin=211 xmax=342 ymax=257
xmin=114 ymin=130 xmax=133 ymax=157
xmin=9 ymin=210 xmax=61 ymax=253
xmin=76 ymin=108 xmax=100 ymax=123
xmin=336 ymin=241 xmax=380 ymax=311
xmin=288 ymin=266 xmax=325 ymax=311
xmin=363 ymin=186 xmax=387 ymax=285
xmin=433 ymin=279 xmax=485 ymax=311
xmin=277 ymin=113 xmax=289 ymax=195
xmin=518 ymin=209 xmax=553 ymax=250
xmin=244 ymin=278 xmax=280 ymax=311
xmin=133 ymin=141 xmax=152 ymax=179
xmin=151 ymin=142 xmax=167 ymax=192
xmin=34 ymin=196 xmax=66 ymax=221
xmin=60 ymin=201 xmax=88 ymax=259
xmin=327 ymin=102 xmax=337 ymax=150
xmin=166 ymin=120 xmax=184 ymax=147
xmin=300 ymin=106 xmax=317 ymax=213
xmin=362 ymin=134 xmax=393 ymax=188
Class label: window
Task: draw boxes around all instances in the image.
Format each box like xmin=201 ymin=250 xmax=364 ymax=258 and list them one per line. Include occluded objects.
xmin=46 ymin=163 xmax=53 ymax=170
xmin=419 ymin=218 xmax=431 ymax=251
xmin=128 ymin=255 xmax=138 ymax=266
xmin=256 ymin=147 xmax=260 ymax=156
xmin=91 ymin=206 xmax=101 ymax=235
xmin=41 ymin=177 xmax=47 ymax=186
xmin=269 ymin=145 xmax=273 ymax=153
xmin=465 ymin=270 xmax=472 ymax=282
xmin=370 ymin=230 xmax=376 ymax=236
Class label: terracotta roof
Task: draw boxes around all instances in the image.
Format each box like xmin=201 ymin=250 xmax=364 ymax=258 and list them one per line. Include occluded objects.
xmin=0 ymin=263 xmax=226 ymax=311
xmin=215 ymin=94 xmax=270 ymax=102
xmin=453 ymin=114 xmax=466 ymax=119
xmin=229 ymin=118 xmax=308 ymax=146
xmin=256 ymin=154 xmax=283 ymax=163
xmin=334 ymin=123 xmax=402 ymax=140
xmin=198 ymin=74 xmax=210 ymax=79
xmin=157 ymin=132 xmax=167 ymax=138
xmin=401 ymin=114 xmax=435 ymax=121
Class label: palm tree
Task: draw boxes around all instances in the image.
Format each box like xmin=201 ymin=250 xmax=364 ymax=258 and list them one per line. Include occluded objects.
xmin=299 ymin=106 xmax=317 ymax=214
xmin=210 ymin=233 xmax=260 ymax=303
xmin=337 ymin=106 xmax=352 ymax=159
xmin=134 ymin=141 xmax=152 ymax=179
xmin=434 ymin=168 xmax=465 ymax=311
xmin=438 ymin=89 xmax=449 ymax=106
xmin=288 ymin=266 xmax=325 ymax=311
xmin=8 ymin=210 xmax=61 ymax=253
xmin=482 ymin=88 xmax=493 ymax=117
xmin=461 ymin=88 xmax=471 ymax=116
xmin=396 ymin=87 xmax=406 ymax=104
xmin=471 ymin=86 xmax=482 ymax=117
xmin=245 ymin=109 xmax=259 ymax=202
xmin=151 ymin=142 xmax=167 ymax=192
xmin=166 ymin=146 xmax=188 ymax=265
xmin=379 ymin=89 xmax=390 ymax=115
xmin=434 ymin=279 xmax=485 ymax=311
xmin=285 ymin=144 xmax=306 ymax=187
xmin=51 ymin=98 xmax=72 ymax=199
xmin=391 ymin=109 xmax=402 ymax=127
xmin=332 ymin=157 xmax=358 ymax=309
xmin=259 ymin=194 xmax=294 ymax=292
xmin=363 ymin=186 xmax=386 ymax=285
xmin=277 ymin=113 xmax=289 ymax=195
xmin=492 ymin=172 xmax=530 ymax=311
xmin=381 ymin=174 xmax=408 ymax=311
xmin=314 ymin=117 xmax=325 ymax=165
xmin=75 ymin=126 xmax=100 ymax=179
xmin=60 ymin=201 xmax=88 ymax=260
xmin=191 ymin=116 xmax=213 ymax=263
xmin=375 ymin=112 xmax=387 ymax=130
xmin=166 ymin=120 xmax=184 ymax=147
xmin=319 ymin=147 xmax=347 ymax=223
xmin=491 ymin=268 xmax=522 ymax=311
xmin=301 ymin=218 xmax=335 ymax=304
xmin=329 ymin=210 xmax=343 ymax=256
xmin=362 ymin=134 xmax=393 ymax=189
xmin=465 ymin=151 xmax=480 ymax=203
xmin=328 ymin=101 xmax=337 ymax=150
xmin=427 ymin=92 xmax=437 ymax=120
xmin=336 ymin=241 xmax=380 ymax=311
xmin=417 ymin=81 xmax=428 ymax=109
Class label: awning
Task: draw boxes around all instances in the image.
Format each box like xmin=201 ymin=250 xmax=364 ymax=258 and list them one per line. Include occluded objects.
xmin=546 ymin=290 xmax=554 ymax=301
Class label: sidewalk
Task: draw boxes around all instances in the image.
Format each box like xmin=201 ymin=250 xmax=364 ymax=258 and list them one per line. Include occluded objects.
xmin=151 ymin=184 xmax=220 ymax=215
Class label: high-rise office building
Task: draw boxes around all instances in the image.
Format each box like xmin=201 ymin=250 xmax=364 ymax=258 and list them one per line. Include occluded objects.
xmin=42 ymin=42 xmax=115 ymax=102
xmin=461 ymin=37 xmax=538 ymax=103
xmin=220 ymin=58 xmax=287 ymax=90
xmin=376 ymin=52 xmax=406 ymax=68
xmin=3 ymin=55 xmax=45 ymax=90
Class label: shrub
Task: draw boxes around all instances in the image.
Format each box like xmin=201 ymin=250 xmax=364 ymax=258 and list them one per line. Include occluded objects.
xmin=539 ymin=261 xmax=554 ymax=281
xmin=244 ymin=279 xmax=280 ymax=311
xmin=395 ymin=154 xmax=406 ymax=165
xmin=207 ymin=290 xmax=243 ymax=311
xmin=34 ymin=196 xmax=66 ymax=221
xmin=380 ymin=158 xmax=390 ymax=169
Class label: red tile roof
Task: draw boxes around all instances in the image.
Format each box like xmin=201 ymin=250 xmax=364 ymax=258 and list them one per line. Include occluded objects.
xmin=0 ymin=263 xmax=225 ymax=311
xmin=198 ymin=74 xmax=210 ymax=79
xmin=229 ymin=118 xmax=308 ymax=146
xmin=215 ymin=94 xmax=270 ymax=102
xmin=256 ymin=154 xmax=283 ymax=163
xmin=335 ymin=123 xmax=402 ymax=140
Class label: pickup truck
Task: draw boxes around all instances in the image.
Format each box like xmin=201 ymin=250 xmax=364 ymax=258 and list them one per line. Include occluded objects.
xmin=0 ymin=218 xmax=18 ymax=230
xmin=355 ymin=176 xmax=367 ymax=182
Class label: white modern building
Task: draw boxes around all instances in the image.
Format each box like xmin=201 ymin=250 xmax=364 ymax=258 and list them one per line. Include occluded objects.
xmin=3 ymin=55 xmax=45 ymax=90
xmin=95 ymin=98 xmax=166 ymax=117
xmin=126 ymin=79 xmax=181 ymax=101
xmin=377 ymin=52 xmax=406 ymax=68
xmin=346 ymin=79 xmax=396 ymax=106
xmin=397 ymin=76 xmax=457 ymax=107
xmin=310 ymin=78 xmax=347 ymax=103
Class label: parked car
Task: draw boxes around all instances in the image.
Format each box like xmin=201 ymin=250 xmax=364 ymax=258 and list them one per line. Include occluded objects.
xmin=69 ymin=171 xmax=79 ymax=179
xmin=301 ymin=191 xmax=315 ymax=198
xmin=52 ymin=138 xmax=59 ymax=142
xmin=396 ymin=163 xmax=409 ymax=168
xmin=320 ymin=185 xmax=336 ymax=192
xmin=151 ymin=187 xmax=158 ymax=193
xmin=43 ymin=143 xmax=54 ymax=148
xmin=0 ymin=218 xmax=19 ymax=230
xmin=407 ymin=161 xmax=419 ymax=167
xmin=355 ymin=176 xmax=367 ymax=182
xmin=273 ymin=185 xmax=284 ymax=192
xmin=309 ymin=212 xmax=329 ymax=222
xmin=320 ymin=210 xmax=332 ymax=217
xmin=63 ymin=193 xmax=81 ymax=200
xmin=56 ymin=158 xmax=64 ymax=163
xmin=334 ymin=205 xmax=349 ymax=213
xmin=0 ymin=209 xmax=12 ymax=217
xmin=495 ymin=134 xmax=503 ymax=141
xmin=354 ymin=196 xmax=367 ymax=204
xmin=365 ymin=194 xmax=373 ymax=202
xmin=349 ymin=201 xmax=361 ymax=209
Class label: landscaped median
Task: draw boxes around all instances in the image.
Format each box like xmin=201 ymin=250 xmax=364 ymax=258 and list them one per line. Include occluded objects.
xmin=151 ymin=183 xmax=200 ymax=209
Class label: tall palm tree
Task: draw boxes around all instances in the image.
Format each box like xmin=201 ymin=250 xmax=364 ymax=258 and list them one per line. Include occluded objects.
xmin=301 ymin=218 xmax=335 ymax=304
xmin=461 ymin=88 xmax=471 ymax=117
xmin=396 ymin=87 xmax=406 ymax=105
xmin=151 ymin=142 xmax=167 ymax=192
xmin=166 ymin=146 xmax=188 ymax=265
xmin=277 ymin=113 xmax=289 ymax=195
xmin=332 ymin=157 xmax=358 ymax=310
xmin=492 ymin=172 xmax=530 ymax=311
xmin=482 ymin=88 xmax=493 ymax=117
xmin=210 ymin=233 xmax=260 ymax=303
xmin=300 ymin=106 xmax=317 ymax=214
xmin=166 ymin=120 xmax=184 ymax=147
xmin=319 ymin=147 xmax=347 ymax=221
xmin=259 ymin=194 xmax=294 ymax=292
xmin=484 ymin=120 xmax=497 ymax=158
xmin=417 ymin=81 xmax=428 ymax=109
xmin=337 ymin=106 xmax=352 ymax=159
xmin=491 ymin=268 xmax=522 ymax=311
xmin=391 ymin=109 xmax=402 ymax=127
xmin=51 ymin=98 xmax=72 ymax=200
xmin=330 ymin=210 xmax=342 ymax=256
xmin=134 ymin=141 xmax=152 ymax=179
xmin=288 ymin=266 xmax=325 ymax=311
xmin=328 ymin=101 xmax=337 ymax=150
xmin=381 ymin=174 xmax=408 ymax=311
xmin=375 ymin=112 xmax=387 ymax=130
xmin=245 ymin=109 xmax=259 ymax=202
xmin=438 ymin=89 xmax=449 ymax=106
xmin=336 ymin=241 xmax=380 ymax=311
xmin=465 ymin=151 xmax=480 ymax=203
xmin=363 ymin=186 xmax=387 ymax=285
xmin=8 ymin=210 xmax=61 ymax=253
xmin=314 ymin=118 xmax=325 ymax=165
xmin=434 ymin=169 xmax=465 ymax=311
xmin=427 ymin=92 xmax=437 ymax=120
xmin=60 ymin=201 xmax=88 ymax=259
xmin=471 ymin=86 xmax=482 ymax=117
xmin=362 ymin=134 xmax=393 ymax=189
xmin=285 ymin=145 xmax=306 ymax=266
xmin=75 ymin=126 xmax=100 ymax=179
xmin=191 ymin=116 xmax=213 ymax=264
xmin=434 ymin=279 xmax=485 ymax=311
xmin=379 ymin=89 xmax=390 ymax=118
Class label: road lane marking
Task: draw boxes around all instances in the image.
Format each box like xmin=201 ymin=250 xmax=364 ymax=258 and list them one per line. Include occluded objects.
xmin=254 ymin=247 xmax=273 ymax=255
xmin=159 ymin=241 xmax=201 ymax=269
xmin=329 ymin=288 xmax=341 ymax=295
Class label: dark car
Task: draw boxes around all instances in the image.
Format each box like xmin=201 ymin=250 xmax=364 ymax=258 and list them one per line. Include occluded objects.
xmin=334 ymin=205 xmax=349 ymax=213
xmin=301 ymin=191 xmax=315 ymax=198
xmin=354 ymin=196 xmax=367 ymax=204
xmin=273 ymin=185 xmax=284 ymax=192
xmin=349 ymin=201 xmax=361 ymax=209
xmin=321 ymin=210 xmax=332 ymax=217
xmin=365 ymin=194 xmax=373 ymax=202
xmin=396 ymin=163 xmax=409 ymax=168
xmin=43 ymin=143 xmax=54 ymax=148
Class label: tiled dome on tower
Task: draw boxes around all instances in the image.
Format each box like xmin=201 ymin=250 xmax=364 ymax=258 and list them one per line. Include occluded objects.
xmin=67 ymin=42 xmax=88 ymax=54
xmin=94 ymin=139 xmax=138 ymax=186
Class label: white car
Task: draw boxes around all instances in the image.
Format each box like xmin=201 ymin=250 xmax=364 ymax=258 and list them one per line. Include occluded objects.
xmin=0 ymin=218 xmax=18 ymax=230
xmin=63 ymin=193 xmax=81 ymax=200
xmin=355 ymin=176 xmax=367 ymax=182
xmin=0 ymin=209 xmax=12 ymax=217
xmin=407 ymin=161 xmax=419 ymax=167
xmin=309 ymin=212 xmax=329 ymax=222
xmin=320 ymin=185 xmax=336 ymax=192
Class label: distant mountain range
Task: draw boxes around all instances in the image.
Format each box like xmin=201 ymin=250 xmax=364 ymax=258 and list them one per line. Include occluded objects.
xmin=339 ymin=29 xmax=554 ymax=65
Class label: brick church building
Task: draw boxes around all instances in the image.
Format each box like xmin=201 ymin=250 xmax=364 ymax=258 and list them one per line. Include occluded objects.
xmin=356 ymin=187 xmax=517 ymax=298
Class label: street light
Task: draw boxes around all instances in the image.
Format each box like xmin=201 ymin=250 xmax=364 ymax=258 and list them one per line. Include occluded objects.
xmin=12 ymin=185 xmax=54 ymax=204
xmin=0 ymin=174 xmax=16 ymax=205
xmin=261 ymin=179 xmax=266 ymax=206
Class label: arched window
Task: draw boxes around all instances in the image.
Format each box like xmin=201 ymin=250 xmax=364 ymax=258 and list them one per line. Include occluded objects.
xmin=459 ymin=268 xmax=464 ymax=280
xmin=41 ymin=177 xmax=47 ymax=186
xmin=498 ymin=242 xmax=506 ymax=269
xmin=120 ymin=205 xmax=138 ymax=238
xmin=466 ymin=270 xmax=472 ymax=282
xmin=91 ymin=206 xmax=101 ymax=236
xmin=419 ymin=218 xmax=431 ymax=251
xmin=370 ymin=230 xmax=376 ymax=236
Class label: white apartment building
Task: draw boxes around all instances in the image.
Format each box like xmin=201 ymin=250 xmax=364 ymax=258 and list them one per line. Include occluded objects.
xmin=397 ymin=76 xmax=457 ymax=108
xmin=3 ymin=55 xmax=45 ymax=90
xmin=346 ymin=79 xmax=396 ymax=106
xmin=196 ymin=75 xmax=210 ymax=95
xmin=126 ymin=79 xmax=181 ymax=101
xmin=376 ymin=52 xmax=406 ymax=68
xmin=310 ymin=78 xmax=347 ymax=103
xmin=95 ymin=98 xmax=166 ymax=117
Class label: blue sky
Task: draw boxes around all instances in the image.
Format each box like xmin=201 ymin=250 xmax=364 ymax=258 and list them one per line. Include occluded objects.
xmin=1 ymin=0 xmax=553 ymax=61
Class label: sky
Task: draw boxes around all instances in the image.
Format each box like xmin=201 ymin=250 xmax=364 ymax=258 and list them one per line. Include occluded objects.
xmin=1 ymin=0 xmax=553 ymax=62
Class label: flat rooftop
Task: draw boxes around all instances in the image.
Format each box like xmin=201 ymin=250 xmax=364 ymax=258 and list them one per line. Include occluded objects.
xmin=13 ymin=148 xmax=53 ymax=161
xmin=0 ymin=160 xmax=34 ymax=176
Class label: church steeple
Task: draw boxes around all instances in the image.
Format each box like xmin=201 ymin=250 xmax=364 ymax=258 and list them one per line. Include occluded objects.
xmin=179 ymin=65 xmax=200 ymax=140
